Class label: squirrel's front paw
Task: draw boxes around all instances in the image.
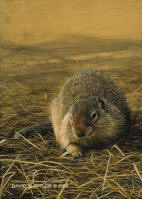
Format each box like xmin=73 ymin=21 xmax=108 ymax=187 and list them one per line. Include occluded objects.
xmin=66 ymin=144 xmax=83 ymax=157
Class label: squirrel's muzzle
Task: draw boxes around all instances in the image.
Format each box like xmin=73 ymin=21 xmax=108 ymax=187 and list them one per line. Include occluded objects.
xmin=76 ymin=131 xmax=85 ymax=137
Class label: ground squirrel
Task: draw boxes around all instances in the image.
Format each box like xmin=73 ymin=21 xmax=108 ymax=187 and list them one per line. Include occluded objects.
xmin=15 ymin=69 xmax=131 ymax=157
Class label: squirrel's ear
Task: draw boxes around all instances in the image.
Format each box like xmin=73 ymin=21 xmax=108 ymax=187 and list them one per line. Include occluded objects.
xmin=97 ymin=97 xmax=106 ymax=110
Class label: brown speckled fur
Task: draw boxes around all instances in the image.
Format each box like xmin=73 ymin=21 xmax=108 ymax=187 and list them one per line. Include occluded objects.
xmin=49 ymin=69 xmax=131 ymax=157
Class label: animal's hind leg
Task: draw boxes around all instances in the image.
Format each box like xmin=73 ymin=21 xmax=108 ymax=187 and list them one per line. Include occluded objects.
xmin=49 ymin=97 xmax=63 ymax=145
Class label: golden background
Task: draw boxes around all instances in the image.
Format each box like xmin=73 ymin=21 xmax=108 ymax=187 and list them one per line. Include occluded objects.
xmin=2 ymin=0 xmax=142 ymax=45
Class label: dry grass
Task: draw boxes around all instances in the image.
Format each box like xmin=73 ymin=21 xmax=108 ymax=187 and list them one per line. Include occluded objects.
xmin=1 ymin=35 xmax=142 ymax=199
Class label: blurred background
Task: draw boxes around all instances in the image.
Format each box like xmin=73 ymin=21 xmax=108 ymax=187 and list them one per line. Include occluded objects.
xmin=2 ymin=0 xmax=142 ymax=45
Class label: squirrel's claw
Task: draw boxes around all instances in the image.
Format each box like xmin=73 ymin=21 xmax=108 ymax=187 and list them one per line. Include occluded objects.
xmin=66 ymin=144 xmax=83 ymax=157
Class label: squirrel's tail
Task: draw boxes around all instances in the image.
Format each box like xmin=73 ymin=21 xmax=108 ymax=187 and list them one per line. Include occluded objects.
xmin=14 ymin=122 xmax=53 ymax=138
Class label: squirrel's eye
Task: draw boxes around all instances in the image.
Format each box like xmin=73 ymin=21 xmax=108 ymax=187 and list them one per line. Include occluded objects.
xmin=91 ymin=112 xmax=97 ymax=120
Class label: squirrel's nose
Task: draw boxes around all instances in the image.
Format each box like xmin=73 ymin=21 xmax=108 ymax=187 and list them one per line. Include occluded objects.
xmin=76 ymin=131 xmax=85 ymax=137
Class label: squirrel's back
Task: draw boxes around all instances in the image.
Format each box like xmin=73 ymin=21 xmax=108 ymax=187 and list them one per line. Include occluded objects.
xmin=60 ymin=69 xmax=131 ymax=123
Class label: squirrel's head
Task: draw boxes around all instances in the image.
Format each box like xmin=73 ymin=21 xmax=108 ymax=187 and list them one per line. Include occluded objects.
xmin=70 ymin=96 xmax=106 ymax=137
xmin=69 ymin=96 xmax=125 ymax=148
